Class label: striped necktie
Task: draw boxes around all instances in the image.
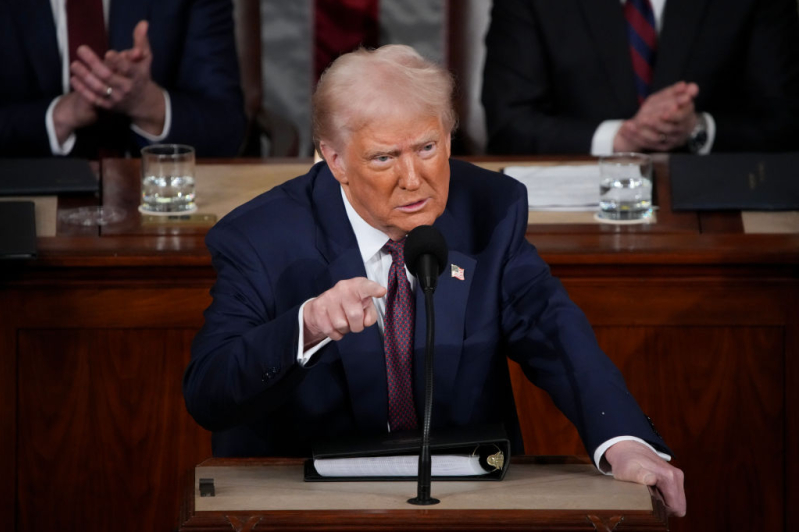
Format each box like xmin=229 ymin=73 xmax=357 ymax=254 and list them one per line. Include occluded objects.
xmin=383 ymin=238 xmax=418 ymax=432
xmin=624 ymin=0 xmax=657 ymax=104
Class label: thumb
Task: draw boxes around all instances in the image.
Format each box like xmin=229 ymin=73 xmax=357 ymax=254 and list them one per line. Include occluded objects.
xmin=133 ymin=21 xmax=151 ymax=56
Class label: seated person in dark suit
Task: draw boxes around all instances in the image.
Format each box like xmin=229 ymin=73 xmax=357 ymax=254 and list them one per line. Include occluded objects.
xmin=0 ymin=0 xmax=245 ymax=158
xmin=183 ymin=44 xmax=686 ymax=516
xmin=482 ymin=0 xmax=799 ymax=155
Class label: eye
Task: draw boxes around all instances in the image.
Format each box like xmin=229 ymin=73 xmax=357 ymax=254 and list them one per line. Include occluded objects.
xmin=422 ymin=143 xmax=435 ymax=152
xmin=375 ymin=155 xmax=390 ymax=162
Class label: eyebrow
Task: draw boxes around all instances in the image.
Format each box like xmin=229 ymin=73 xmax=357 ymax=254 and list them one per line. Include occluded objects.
xmin=363 ymin=131 xmax=440 ymax=159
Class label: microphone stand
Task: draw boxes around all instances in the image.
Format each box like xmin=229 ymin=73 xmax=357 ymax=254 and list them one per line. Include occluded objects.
xmin=408 ymin=267 xmax=439 ymax=505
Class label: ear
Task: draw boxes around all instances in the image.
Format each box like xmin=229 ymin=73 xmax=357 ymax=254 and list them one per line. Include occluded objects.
xmin=319 ymin=141 xmax=348 ymax=185
xmin=444 ymin=133 xmax=452 ymax=159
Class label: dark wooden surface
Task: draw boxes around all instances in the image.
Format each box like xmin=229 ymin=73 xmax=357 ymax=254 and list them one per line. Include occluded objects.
xmin=1 ymin=156 xmax=797 ymax=532
xmin=178 ymin=456 xmax=669 ymax=532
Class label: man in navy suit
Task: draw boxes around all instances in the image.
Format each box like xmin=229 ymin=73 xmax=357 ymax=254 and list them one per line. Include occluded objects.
xmin=184 ymin=45 xmax=686 ymax=515
xmin=482 ymin=0 xmax=799 ymax=155
xmin=0 ymin=0 xmax=245 ymax=157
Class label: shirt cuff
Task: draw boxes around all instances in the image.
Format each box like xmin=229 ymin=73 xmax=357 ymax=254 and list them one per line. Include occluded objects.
xmin=591 ymin=120 xmax=624 ymax=156
xmin=593 ymin=436 xmax=672 ymax=475
xmin=130 ymin=90 xmax=172 ymax=142
xmin=698 ymin=112 xmax=716 ymax=155
xmin=46 ymin=96 xmax=77 ymax=155
xmin=297 ymin=298 xmax=332 ymax=366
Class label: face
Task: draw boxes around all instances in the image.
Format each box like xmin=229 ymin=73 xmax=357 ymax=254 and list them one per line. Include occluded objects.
xmin=320 ymin=113 xmax=451 ymax=241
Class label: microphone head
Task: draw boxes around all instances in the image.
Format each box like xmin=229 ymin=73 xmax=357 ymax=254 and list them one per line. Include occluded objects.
xmin=404 ymin=225 xmax=448 ymax=278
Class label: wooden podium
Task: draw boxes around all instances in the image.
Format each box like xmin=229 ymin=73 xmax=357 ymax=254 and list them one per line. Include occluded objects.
xmin=178 ymin=457 xmax=668 ymax=531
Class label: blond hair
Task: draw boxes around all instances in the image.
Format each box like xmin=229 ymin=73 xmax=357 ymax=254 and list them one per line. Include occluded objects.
xmin=312 ymin=45 xmax=457 ymax=152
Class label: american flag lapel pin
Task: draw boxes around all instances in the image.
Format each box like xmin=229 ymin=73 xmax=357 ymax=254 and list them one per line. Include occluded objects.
xmin=451 ymin=264 xmax=465 ymax=281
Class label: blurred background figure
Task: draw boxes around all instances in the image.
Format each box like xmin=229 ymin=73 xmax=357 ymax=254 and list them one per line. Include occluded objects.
xmin=481 ymin=0 xmax=799 ymax=155
xmin=0 ymin=0 xmax=246 ymax=158
xmin=261 ymin=0 xmax=445 ymax=156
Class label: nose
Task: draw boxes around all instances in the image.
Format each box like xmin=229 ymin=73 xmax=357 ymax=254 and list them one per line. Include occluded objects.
xmin=397 ymin=156 xmax=422 ymax=190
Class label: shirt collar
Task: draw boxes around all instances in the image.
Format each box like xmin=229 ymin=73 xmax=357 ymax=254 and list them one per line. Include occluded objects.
xmin=340 ymin=186 xmax=394 ymax=263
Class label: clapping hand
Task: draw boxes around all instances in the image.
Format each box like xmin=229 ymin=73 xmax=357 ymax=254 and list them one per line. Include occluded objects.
xmin=614 ymin=81 xmax=699 ymax=152
xmin=69 ymin=20 xmax=166 ymax=135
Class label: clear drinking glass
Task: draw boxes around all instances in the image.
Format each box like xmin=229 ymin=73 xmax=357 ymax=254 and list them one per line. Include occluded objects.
xmin=139 ymin=144 xmax=196 ymax=214
xmin=598 ymin=152 xmax=653 ymax=221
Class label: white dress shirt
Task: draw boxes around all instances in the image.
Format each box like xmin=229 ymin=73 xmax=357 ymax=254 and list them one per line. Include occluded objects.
xmin=295 ymin=185 xmax=670 ymax=472
xmin=45 ymin=0 xmax=172 ymax=155
xmin=590 ymin=0 xmax=716 ymax=155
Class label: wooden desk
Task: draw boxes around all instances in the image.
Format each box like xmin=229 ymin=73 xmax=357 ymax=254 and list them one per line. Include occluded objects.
xmin=1 ymin=156 xmax=797 ymax=532
xmin=178 ymin=457 xmax=668 ymax=532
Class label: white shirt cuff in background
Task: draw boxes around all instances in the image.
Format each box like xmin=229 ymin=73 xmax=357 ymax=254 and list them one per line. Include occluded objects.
xmin=594 ymin=436 xmax=672 ymax=475
xmin=698 ymin=112 xmax=716 ymax=155
xmin=46 ymin=96 xmax=77 ymax=155
xmin=130 ymin=90 xmax=172 ymax=142
xmin=297 ymin=298 xmax=332 ymax=366
xmin=591 ymin=120 xmax=624 ymax=156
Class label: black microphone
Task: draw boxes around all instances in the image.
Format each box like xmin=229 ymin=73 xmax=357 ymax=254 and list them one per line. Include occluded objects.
xmin=404 ymin=225 xmax=448 ymax=293
xmin=404 ymin=225 xmax=448 ymax=506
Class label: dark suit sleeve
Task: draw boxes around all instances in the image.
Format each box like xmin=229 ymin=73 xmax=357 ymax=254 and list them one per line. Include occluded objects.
xmin=0 ymin=99 xmax=55 ymax=157
xmin=482 ymin=0 xmax=600 ymax=154
xmin=497 ymin=181 xmax=669 ymax=461
xmin=159 ymin=0 xmax=246 ymax=157
xmin=710 ymin=0 xmax=799 ymax=151
xmin=183 ymin=222 xmax=309 ymax=432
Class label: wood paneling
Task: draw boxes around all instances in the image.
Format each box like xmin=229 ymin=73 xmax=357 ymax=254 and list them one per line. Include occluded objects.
xmin=786 ymin=285 xmax=799 ymax=532
xmin=17 ymin=329 xmax=211 ymax=532
xmin=0 ymin=293 xmax=17 ymax=531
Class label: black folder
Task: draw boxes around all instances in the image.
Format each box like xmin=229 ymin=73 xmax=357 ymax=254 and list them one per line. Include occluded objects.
xmin=0 ymin=201 xmax=37 ymax=259
xmin=0 ymin=158 xmax=98 ymax=195
xmin=304 ymin=424 xmax=511 ymax=482
xmin=670 ymin=153 xmax=799 ymax=211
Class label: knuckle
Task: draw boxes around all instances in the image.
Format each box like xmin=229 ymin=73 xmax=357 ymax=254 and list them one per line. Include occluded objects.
xmin=331 ymin=317 xmax=349 ymax=333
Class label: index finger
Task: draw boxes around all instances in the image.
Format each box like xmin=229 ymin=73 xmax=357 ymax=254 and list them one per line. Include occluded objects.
xmin=355 ymin=278 xmax=387 ymax=300
xmin=76 ymin=45 xmax=116 ymax=81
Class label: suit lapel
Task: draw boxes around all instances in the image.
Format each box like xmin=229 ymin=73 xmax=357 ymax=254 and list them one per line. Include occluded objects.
xmin=652 ymin=0 xmax=710 ymax=90
xmin=412 ymin=208 xmax=476 ymax=424
xmin=577 ymin=0 xmax=638 ymax=110
xmin=16 ymin=0 xmax=61 ymax=94
xmin=312 ymin=165 xmax=388 ymax=433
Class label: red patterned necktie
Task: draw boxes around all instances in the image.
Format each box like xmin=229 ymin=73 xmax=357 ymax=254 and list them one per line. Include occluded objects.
xmin=67 ymin=0 xmax=108 ymax=65
xmin=383 ymin=238 xmax=418 ymax=432
xmin=624 ymin=0 xmax=657 ymax=104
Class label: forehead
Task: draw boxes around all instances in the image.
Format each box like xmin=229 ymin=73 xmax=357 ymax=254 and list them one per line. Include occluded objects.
xmin=347 ymin=113 xmax=446 ymax=154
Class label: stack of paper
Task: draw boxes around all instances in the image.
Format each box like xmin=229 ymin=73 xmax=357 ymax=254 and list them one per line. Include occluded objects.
xmin=503 ymin=165 xmax=601 ymax=211
xmin=314 ymin=454 xmax=489 ymax=477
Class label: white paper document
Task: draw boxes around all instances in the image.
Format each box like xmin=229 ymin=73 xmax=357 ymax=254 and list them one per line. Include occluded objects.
xmin=503 ymin=165 xmax=601 ymax=211
xmin=314 ymin=454 xmax=489 ymax=477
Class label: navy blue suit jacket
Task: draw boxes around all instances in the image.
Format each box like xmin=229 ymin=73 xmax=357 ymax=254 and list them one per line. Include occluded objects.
xmin=482 ymin=0 xmax=799 ymax=154
xmin=0 ymin=0 xmax=245 ymax=157
xmin=184 ymin=159 xmax=669 ymax=462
